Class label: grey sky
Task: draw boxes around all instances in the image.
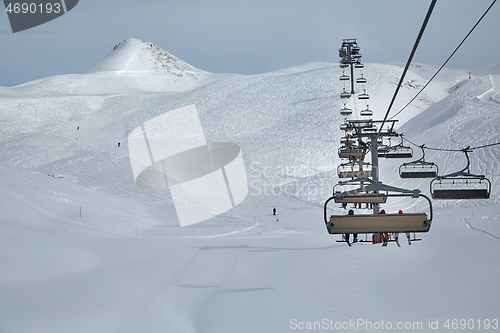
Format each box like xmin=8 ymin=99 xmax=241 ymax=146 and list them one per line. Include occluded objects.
xmin=1 ymin=0 xmax=499 ymax=87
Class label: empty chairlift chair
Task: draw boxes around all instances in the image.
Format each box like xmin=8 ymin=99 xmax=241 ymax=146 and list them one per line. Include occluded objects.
xmin=399 ymin=145 xmax=438 ymax=178
xmin=382 ymin=135 xmax=413 ymax=159
xmin=360 ymin=104 xmax=373 ymax=117
xmin=340 ymin=104 xmax=353 ymax=116
xmin=384 ymin=146 xmax=413 ymax=159
xmin=358 ymin=89 xmax=369 ymax=100
xmin=340 ymin=88 xmax=351 ymax=99
xmin=340 ymin=73 xmax=350 ymax=81
xmin=356 ymin=74 xmax=367 ymax=84
xmin=337 ymin=162 xmax=372 ymax=179
xmin=430 ymin=148 xmax=491 ymax=199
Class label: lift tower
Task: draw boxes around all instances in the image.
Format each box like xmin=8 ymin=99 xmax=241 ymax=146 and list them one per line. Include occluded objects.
xmin=324 ymin=39 xmax=433 ymax=239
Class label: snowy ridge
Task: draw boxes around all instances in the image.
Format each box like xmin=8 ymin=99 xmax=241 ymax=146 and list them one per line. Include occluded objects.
xmin=87 ymin=38 xmax=205 ymax=76
xmin=8 ymin=39 xmax=212 ymax=96
xmin=0 ymin=39 xmax=499 ymax=332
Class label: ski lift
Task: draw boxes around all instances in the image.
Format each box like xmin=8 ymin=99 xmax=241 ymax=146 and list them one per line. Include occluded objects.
xmin=384 ymin=146 xmax=413 ymax=159
xmin=339 ymin=123 xmax=349 ymax=131
xmin=337 ymin=162 xmax=372 ymax=178
xmin=382 ymin=135 xmax=413 ymax=158
xmin=430 ymin=148 xmax=491 ymax=199
xmin=333 ymin=192 xmax=387 ymax=204
xmin=340 ymin=136 xmax=356 ymax=145
xmin=399 ymin=145 xmax=438 ymax=178
xmin=338 ymin=146 xmax=364 ymax=159
xmin=339 ymin=62 xmax=348 ymax=69
xmin=358 ymin=89 xmax=369 ymax=100
xmin=354 ymin=62 xmax=364 ymax=69
xmin=340 ymin=74 xmax=350 ymax=81
xmin=377 ymin=146 xmax=390 ymax=158
xmin=360 ymin=105 xmax=373 ymax=117
xmin=340 ymin=104 xmax=352 ymax=116
xmin=356 ymin=74 xmax=367 ymax=84
xmin=339 ymin=49 xmax=347 ymax=58
xmin=340 ymin=89 xmax=351 ymax=99
xmin=324 ymin=183 xmax=433 ymax=234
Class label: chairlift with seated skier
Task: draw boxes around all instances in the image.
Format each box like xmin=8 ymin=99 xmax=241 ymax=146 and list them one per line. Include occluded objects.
xmin=324 ymin=181 xmax=433 ymax=235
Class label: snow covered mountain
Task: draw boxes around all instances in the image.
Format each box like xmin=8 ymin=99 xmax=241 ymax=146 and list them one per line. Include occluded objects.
xmin=0 ymin=39 xmax=499 ymax=332
xmin=3 ymin=38 xmax=211 ymax=96
xmin=87 ymin=38 xmax=204 ymax=75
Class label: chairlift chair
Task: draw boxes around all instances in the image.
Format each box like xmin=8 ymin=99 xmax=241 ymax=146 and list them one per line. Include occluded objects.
xmin=337 ymin=162 xmax=372 ymax=178
xmin=399 ymin=145 xmax=438 ymax=178
xmin=340 ymin=104 xmax=353 ymax=116
xmin=430 ymin=148 xmax=491 ymax=199
xmin=338 ymin=146 xmax=364 ymax=159
xmin=360 ymin=105 xmax=373 ymax=117
xmin=340 ymin=137 xmax=356 ymax=145
xmin=333 ymin=191 xmax=387 ymax=204
xmin=358 ymin=89 xmax=369 ymax=100
xmin=354 ymin=62 xmax=364 ymax=69
xmin=327 ymin=213 xmax=431 ymax=234
xmin=340 ymin=74 xmax=350 ymax=81
xmin=356 ymin=74 xmax=367 ymax=84
xmin=340 ymin=89 xmax=351 ymax=99
xmin=377 ymin=146 xmax=390 ymax=158
xmin=324 ymin=185 xmax=433 ymax=234
xmin=381 ymin=135 xmax=413 ymax=159
xmin=384 ymin=146 xmax=413 ymax=159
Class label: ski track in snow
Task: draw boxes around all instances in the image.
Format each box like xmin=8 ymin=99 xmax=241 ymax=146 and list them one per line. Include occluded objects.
xmin=463 ymin=218 xmax=500 ymax=242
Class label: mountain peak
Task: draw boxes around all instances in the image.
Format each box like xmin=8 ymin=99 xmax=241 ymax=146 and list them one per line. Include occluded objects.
xmin=86 ymin=38 xmax=205 ymax=75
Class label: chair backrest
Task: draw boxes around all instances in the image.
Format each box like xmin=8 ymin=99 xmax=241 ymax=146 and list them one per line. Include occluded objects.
xmin=327 ymin=213 xmax=430 ymax=234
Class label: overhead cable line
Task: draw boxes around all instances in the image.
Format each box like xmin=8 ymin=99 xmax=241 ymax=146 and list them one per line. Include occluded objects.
xmin=378 ymin=0 xmax=437 ymax=134
xmin=402 ymin=136 xmax=500 ymax=152
xmin=389 ymin=0 xmax=498 ymax=120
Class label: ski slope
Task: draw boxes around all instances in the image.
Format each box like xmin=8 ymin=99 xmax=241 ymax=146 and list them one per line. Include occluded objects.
xmin=0 ymin=38 xmax=499 ymax=332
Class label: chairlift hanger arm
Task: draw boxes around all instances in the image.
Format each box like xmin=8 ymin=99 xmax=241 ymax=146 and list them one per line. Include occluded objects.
xmin=435 ymin=147 xmax=475 ymax=178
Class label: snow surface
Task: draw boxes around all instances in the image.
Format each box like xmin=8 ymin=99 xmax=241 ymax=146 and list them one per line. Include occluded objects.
xmin=0 ymin=39 xmax=499 ymax=333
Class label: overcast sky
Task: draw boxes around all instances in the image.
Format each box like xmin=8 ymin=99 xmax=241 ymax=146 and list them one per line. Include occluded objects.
xmin=1 ymin=0 xmax=499 ymax=87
